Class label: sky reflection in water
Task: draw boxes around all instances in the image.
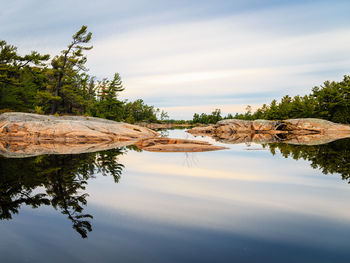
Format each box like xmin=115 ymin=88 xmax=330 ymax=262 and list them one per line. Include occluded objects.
xmin=0 ymin=129 xmax=350 ymax=262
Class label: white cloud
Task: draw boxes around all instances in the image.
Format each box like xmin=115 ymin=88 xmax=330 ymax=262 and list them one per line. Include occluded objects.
xmin=3 ymin=1 xmax=350 ymax=119
xmin=88 ymin=16 xmax=350 ymax=118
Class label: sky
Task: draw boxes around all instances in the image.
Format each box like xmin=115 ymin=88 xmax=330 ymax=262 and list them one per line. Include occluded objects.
xmin=1 ymin=0 xmax=350 ymax=119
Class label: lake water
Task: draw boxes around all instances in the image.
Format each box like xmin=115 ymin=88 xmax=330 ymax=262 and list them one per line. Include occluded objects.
xmin=0 ymin=129 xmax=350 ymax=263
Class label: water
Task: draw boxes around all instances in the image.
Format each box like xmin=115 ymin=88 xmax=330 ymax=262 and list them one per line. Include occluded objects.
xmin=0 ymin=129 xmax=350 ymax=262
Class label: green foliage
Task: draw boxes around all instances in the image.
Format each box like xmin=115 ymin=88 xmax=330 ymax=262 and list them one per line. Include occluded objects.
xmin=159 ymin=110 xmax=169 ymax=121
xmin=0 ymin=26 xmax=167 ymax=124
xmin=93 ymin=74 xmax=124 ymax=120
xmin=242 ymin=77 xmax=350 ymax=123
xmin=192 ymin=109 xmax=222 ymax=124
xmin=122 ymin=99 xmax=158 ymax=123
xmin=34 ymin=106 xmax=44 ymax=114
xmin=50 ymin=25 xmax=93 ymax=114
xmin=192 ymin=76 xmax=350 ymax=124
xmin=0 ymin=40 xmax=50 ymax=112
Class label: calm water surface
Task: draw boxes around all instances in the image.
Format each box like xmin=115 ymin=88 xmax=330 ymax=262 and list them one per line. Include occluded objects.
xmin=0 ymin=129 xmax=350 ymax=263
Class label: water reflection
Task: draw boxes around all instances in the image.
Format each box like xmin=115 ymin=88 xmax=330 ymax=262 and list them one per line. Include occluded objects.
xmin=0 ymin=148 xmax=125 ymax=238
xmin=207 ymin=132 xmax=350 ymax=146
xmin=265 ymin=138 xmax=350 ymax=183
xmin=0 ymin=135 xmax=349 ymax=239
xmin=187 ymin=131 xmax=350 ymax=182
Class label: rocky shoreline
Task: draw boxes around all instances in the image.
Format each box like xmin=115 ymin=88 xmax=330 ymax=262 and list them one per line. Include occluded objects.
xmin=0 ymin=112 xmax=226 ymax=156
xmin=187 ymin=118 xmax=350 ymax=145
xmin=1 ymin=113 xmax=350 ymax=157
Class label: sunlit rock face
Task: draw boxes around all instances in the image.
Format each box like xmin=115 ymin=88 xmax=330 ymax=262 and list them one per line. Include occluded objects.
xmin=187 ymin=118 xmax=350 ymax=145
xmin=187 ymin=120 xmax=281 ymax=136
xmin=186 ymin=125 xmax=216 ymax=135
xmin=0 ymin=112 xmax=158 ymax=142
xmin=135 ymin=138 xmax=227 ymax=152
xmin=283 ymin=118 xmax=350 ymax=133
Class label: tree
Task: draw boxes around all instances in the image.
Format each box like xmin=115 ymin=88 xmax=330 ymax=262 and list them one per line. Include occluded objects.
xmin=160 ymin=110 xmax=169 ymax=121
xmin=0 ymin=40 xmax=49 ymax=112
xmin=50 ymin=25 xmax=92 ymax=114
xmin=94 ymin=73 xmax=124 ymax=120
xmin=209 ymin=109 xmax=222 ymax=123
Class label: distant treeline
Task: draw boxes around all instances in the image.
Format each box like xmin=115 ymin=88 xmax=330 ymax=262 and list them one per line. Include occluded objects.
xmin=192 ymin=75 xmax=350 ymax=124
xmin=0 ymin=26 xmax=168 ymax=123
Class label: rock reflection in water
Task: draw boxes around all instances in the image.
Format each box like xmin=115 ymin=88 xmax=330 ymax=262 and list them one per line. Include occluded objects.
xmin=188 ymin=131 xmax=350 ymax=182
xmin=0 ymin=140 xmax=135 ymax=158
xmin=191 ymin=130 xmax=350 ymax=146
xmin=1 ymin=132 xmax=349 ymax=239
xmin=0 ymin=148 xmax=125 ymax=238
xmin=0 ymin=137 xmax=227 ymax=157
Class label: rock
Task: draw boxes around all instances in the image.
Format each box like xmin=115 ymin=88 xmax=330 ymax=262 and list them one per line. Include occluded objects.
xmin=0 ymin=113 xmax=229 ymax=156
xmin=186 ymin=125 xmax=215 ymax=136
xmin=186 ymin=118 xmax=350 ymax=146
xmin=216 ymin=119 xmax=252 ymax=133
xmin=284 ymin=118 xmax=350 ymax=133
xmin=251 ymin=120 xmax=280 ymax=131
xmin=135 ymin=138 xmax=227 ymax=152
xmin=0 ymin=112 xmax=158 ymax=142
xmin=189 ymin=120 xmax=281 ymax=134
xmin=187 ymin=118 xmax=350 ymax=135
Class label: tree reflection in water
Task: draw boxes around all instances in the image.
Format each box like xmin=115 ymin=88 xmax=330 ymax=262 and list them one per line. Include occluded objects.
xmin=265 ymin=138 xmax=350 ymax=183
xmin=0 ymin=138 xmax=349 ymax=238
xmin=0 ymin=148 xmax=125 ymax=238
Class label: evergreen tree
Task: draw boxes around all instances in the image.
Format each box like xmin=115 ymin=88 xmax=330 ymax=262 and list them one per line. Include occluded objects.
xmin=0 ymin=40 xmax=49 ymax=112
xmin=50 ymin=25 xmax=92 ymax=114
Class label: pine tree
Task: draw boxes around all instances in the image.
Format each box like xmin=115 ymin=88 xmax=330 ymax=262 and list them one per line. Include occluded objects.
xmin=50 ymin=25 xmax=92 ymax=114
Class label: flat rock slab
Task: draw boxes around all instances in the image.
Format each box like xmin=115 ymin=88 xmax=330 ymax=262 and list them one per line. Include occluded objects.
xmin=0 ymin=112 xmax=158 ymax=142
xmin=135 ymin=138 xmax=227 ymax=152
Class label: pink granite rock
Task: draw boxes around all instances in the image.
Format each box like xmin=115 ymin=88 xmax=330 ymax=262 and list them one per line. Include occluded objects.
xmin=0 ymin=112 xmax=158 ymax=142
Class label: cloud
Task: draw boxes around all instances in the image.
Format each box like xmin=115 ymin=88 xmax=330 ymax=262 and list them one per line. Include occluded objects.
xmin=1 ymin=1 xmax=350 ymax=119
xmin=88 ymin=14 xmax=350 ymax=118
